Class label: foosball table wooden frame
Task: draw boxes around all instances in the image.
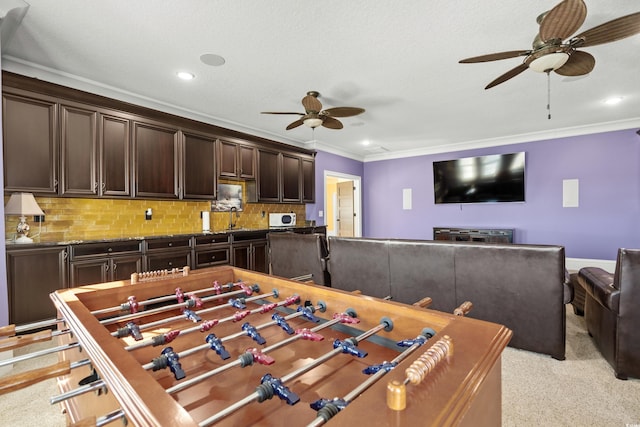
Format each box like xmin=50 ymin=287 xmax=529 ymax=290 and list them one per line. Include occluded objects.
xmin=49 ymin=265 xmax=512 ymax=426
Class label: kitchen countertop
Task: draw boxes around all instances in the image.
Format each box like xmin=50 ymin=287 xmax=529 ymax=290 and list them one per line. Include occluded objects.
xmin=5 ymin=225 xmax=324 ymax=248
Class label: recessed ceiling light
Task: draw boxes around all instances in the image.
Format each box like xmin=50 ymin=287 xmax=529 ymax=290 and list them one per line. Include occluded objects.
xmin=603 ymin=96 xmax=624 ymax=105
xmin=177 ymin=71 xmax=195 ymax=80
xmin=200 ymin=54 xmax=226 ymax=67
xmin=361 ymin=140 xmax=370 ymax=146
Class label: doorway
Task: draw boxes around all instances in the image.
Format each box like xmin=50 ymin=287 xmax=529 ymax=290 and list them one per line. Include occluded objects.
xmin=324 ymin=171 xmax=362 ymax=237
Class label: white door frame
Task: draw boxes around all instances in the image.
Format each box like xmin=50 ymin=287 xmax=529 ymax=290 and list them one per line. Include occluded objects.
xmin=324 ymin=170 xmax=362 ymax=237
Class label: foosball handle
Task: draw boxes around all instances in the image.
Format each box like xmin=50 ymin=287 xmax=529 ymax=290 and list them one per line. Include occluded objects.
xmin=0 ymin=329 xmax=52 ymax=352
xmin=413 ymin=297 xmax=433 ymax=309
xmin=0 ymin=360 xmax=71 ymax=395
xmin=454 ymin=301 xmax=473 ymax=316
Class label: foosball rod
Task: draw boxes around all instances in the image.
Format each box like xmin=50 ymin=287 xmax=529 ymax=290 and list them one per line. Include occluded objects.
xmin=128 ymin=294 xmax=301 ymax=352
xmin=111 ymin=288 xmax=276 ymax=339
xmin=166 ymin=309 xmax=351 ymax=396
xmin=68 ymin=409 xmax=127 ymax=427
xmin=49 ymin=378 xmax=106 ymax=405
xmin=0 ymin=318 xmax=65 ymax=338
xmin=0 ymin=327 xmax=71 ymax=353
xmin=0 ymin=342 xmax=81 ymax=369
xmin=306 ymin=328 xmax=437 ymax=427
xmin=198 ymin=316 xmax=394 ymax=426
xmin=0 ymin=358 xmax=91 ymax=395
xmin=90 ymin=280 xmax=244 ymax=316
xmin=99 ymin=283 xmax=260 ymax=326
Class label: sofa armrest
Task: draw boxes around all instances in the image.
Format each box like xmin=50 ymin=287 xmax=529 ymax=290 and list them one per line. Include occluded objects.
xmin=578 ymin=267 xmax=620 ymax=312
xmin=563 ymin=269 xmax=573 ymax=304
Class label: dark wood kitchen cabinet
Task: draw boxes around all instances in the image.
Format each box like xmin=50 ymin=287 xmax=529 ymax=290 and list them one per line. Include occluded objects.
xmin=193 ymin=234 xmax=231 ymax=269
xmin=133 ymin=120 xmax=180 ymax=199
xmin=217 ymin=139 xmax=256 ymax=180
xmin=100 ymin=112 xmax=131 ymax=197
xmin=60 ymin=102 xmax=98 ymax=196
xmin=2 ymin=89 xmax=59 ymax=194
xmin=144 ymin=237 xmax=193 ymax=271
xmin=6 ymin=245 xmax=68 ymax=325
xmin=302 ymin=156 xmax=315 ymax=203
xmin=257 ymin=148 xmax=280 ymax=202
xmin=183 ymin=131 xmax=217 ymax=199
xmin=281 ymin=153 xmax=302 ymax=203
xmin=69 ymin=241 xmax=143 ymax=286
xmin=231 ymin=231 xmax=268 ymax=273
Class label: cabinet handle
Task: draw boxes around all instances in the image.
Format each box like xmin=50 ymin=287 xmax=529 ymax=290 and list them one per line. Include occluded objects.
xmin=168 ymin=243 xmax=173 ymax=247
xmin=113 ymin=263 xmax=117 ymax=271
xmin=105 ymin=265 xmax=109 ymax=272
xmin=168 ymin=262 xmax=173 ymax=267
xmin=93 ymin=182 xmax=98 ymax=192
xmin=211 ymin=255 xmax=216 ymax=260
xmin=101 ymin=182 xmax=106 ymax=192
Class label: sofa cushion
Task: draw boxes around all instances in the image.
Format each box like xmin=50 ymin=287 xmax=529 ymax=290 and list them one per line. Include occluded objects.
xmin=388 ymin=240 xmax=456 ymax=311
xmin=328 ymin=237 xmax=391 ymax=299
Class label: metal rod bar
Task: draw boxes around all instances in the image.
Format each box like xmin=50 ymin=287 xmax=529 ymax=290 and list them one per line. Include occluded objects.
xmin=112 ymin=291 xmax=275 ymax=339
xmin=99 ymin=288 xmax=249 ymax=326
xmin=167 ymin=311 xmax=341 ymax=395
xmin=129 ymin=294 xmax=298 ymax=352
xmin=14 ymin=318 xmax=64 ymax=334
xmin=96 ymin=409 xmax=126 ymax=427
xmin=49 ymin=379 xmax=106 ymax=405
xmin=91 ymin=281 xmax=241 ymax=316
xmin=306 ymin=336 xmax=428 ymax=427
xmin=0 ymin=342 xmax=80 ymax=368
xmin=198 ymin=319 xmax=387 ymax=426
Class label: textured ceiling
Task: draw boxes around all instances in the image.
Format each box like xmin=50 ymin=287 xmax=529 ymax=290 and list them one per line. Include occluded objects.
xmin=2 ymin=0 xmax=639 ymax=160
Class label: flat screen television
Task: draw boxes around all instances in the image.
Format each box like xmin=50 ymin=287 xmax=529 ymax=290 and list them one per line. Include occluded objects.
xmin=433 ymin=152 xmax=525 ymax=204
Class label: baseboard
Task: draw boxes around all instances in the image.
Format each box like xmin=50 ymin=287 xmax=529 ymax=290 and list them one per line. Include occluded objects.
xmin=566 ymin=257 xmax=616 ymax=273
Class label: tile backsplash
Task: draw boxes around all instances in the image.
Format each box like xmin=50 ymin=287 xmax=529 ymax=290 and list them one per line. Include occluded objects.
xmin=4 ymin=196 xmax=305 ymax=243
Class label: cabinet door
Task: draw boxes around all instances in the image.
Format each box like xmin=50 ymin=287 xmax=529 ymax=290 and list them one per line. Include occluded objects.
xmin=257 ymin=149 xmax=280 ymax=202
xmin=70 ymin=259 xmax=109 ymax=287
xmin=238 ymin=144 xmax=256 ymax=179
xmin=3 ymin=91 xmax=58 ymax=194
xmin=252 ymin=241 xmax=269 ymax=273
xmin=302 ymin=157 xmax=315 ymax=203
xmin=7 ymin=247 xmax=68 ymax=325
xmin=183 ymin=132 xmax=217 ymax=199
xmin=281 ymin=153 xmax=302 ymax=203
xmin=217 ymin=139 xmax=238 ymax=178
xmin=112 ymin=255 xmax=143 ymax=281
xmin=133 ymin=121 xmax=179 ymax=198
xmin=232 ymin=244 xmax=250 ymax=270
xmin=61 ymin=103 xmax=98 ymax=196
xmin=100 ymin=112 xmax=131 ymax=197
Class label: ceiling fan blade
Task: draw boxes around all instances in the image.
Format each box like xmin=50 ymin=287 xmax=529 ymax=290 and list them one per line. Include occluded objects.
xmin=322 ymin=107 xmax=365 ymax=118
xmin=554 ymin=50 xmax=595 ymax=76
xmin=572 ymin=11 xmax=640 ymax=47
xmin=539 ymin=0 xmax=587 ymax=42
xmin=485 ymin=63 xmax=529 ymax=89
xmin=301 ymin=94 xmax=322 ymax=113
xmin=459 ymin=50 xmax=530 ymax=63
xmin=261 ymin=111 xmax=304 ymax=115
xmin=321 ymin=116 xmax=343 ymax=130
xmin=286 ymin=118 xmax=305 ymax=130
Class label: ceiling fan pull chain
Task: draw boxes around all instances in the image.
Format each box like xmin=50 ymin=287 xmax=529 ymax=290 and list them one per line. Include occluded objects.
xmin=546 ymin=70 xmax=552 ymax=120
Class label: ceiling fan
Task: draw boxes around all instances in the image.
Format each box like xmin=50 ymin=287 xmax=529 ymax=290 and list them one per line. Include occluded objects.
xmin=459 ymin=0 xmax=640 ymax=89
xmin=261 ymin=91 xmax=365 ymax=130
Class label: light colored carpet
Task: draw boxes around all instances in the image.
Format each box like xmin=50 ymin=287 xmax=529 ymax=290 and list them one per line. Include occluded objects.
xmin=1 ymin=309 xmax=638 ymax=426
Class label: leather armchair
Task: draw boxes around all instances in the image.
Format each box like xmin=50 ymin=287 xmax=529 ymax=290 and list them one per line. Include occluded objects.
xmin=578 ymin=248 xmax=640 ymax=379
xmin=267 ymin=232 xmax=330 ymax=286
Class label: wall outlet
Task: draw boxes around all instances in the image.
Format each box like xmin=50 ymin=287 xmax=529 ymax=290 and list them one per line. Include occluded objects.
xmin=318 ymin=210 xmax=324 ymax=217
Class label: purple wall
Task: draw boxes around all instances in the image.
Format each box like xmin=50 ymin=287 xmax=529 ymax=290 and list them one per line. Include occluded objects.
xmin=306 ymin=150 xmax=364 ymax=225
xmin=362 ymin=128 xmax=640 ymax=260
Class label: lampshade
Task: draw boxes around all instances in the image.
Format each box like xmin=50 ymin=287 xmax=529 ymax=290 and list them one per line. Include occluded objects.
xmin=303 ymin=118 xmax=323 ymax=128
xmin=528 ymin=52 xmax=569 ymax=73
xmin=5 ymin=192 xmax=45 ymax=216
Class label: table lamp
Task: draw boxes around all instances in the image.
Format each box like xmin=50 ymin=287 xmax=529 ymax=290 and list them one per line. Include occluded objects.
xmin=4 ymin=192 xmax=45 ymax=243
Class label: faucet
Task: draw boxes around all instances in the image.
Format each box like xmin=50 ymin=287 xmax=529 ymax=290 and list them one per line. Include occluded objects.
xmin=228 ymin=207 xmax=239 ymax=229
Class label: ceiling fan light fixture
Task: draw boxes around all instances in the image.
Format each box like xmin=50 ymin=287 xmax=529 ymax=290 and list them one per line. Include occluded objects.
xmin=303 ymin=118 xmax=323 ymax=128
xmin=528 ymin=52 xmax=569 ymax=72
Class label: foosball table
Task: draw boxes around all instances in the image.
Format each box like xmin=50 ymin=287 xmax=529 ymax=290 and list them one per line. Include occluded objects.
xmin=6 ymin=265 xmax=512 ymax=426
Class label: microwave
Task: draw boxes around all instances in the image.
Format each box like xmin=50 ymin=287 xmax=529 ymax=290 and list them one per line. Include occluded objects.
xmin=269 ymin=213 xmax=296 ymax=227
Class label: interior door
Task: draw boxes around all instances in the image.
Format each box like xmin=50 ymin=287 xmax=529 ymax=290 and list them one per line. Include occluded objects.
xmin=337 ymin=180 xmax=355 ymax=237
